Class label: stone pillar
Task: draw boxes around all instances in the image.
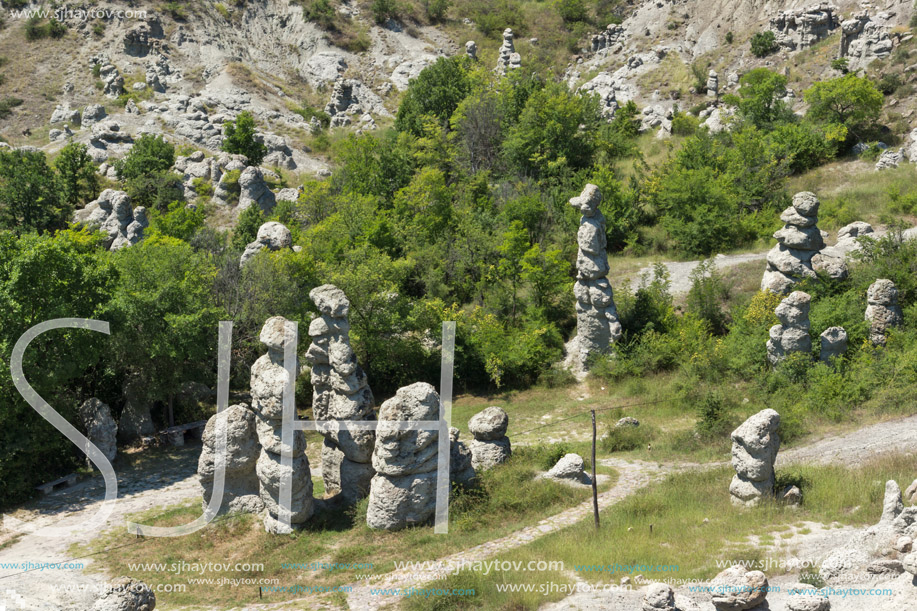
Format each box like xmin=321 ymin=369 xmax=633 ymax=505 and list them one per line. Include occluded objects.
xmin=729 ymin=409 xmax=780 ymax=507
xmin=469 ymin=406 xmax=511 ymax=471
xmin=766 ymin=291 xmax=812 ymax=367
xmin=706 ymin=70 xmax=719 ymax=98
xmin=866 ymin=279 xmax=903 ymax=346
xmin=197 ymin=404 xmax=263 ymax=517
xmin=819 ymin=326 xmax=847 ymax=365
xmin=465 ymin=40 xmax=477 ymax=60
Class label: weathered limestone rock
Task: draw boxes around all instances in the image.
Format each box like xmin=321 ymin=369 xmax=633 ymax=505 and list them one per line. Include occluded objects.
xmin=97 ymin=61 xmax=125 ymax=98
xmin=729 ymin=409 xmax=780 ymax=507
xmin=250 ymin=317 xmax=313 ymax=533
xmin=324 ymin=78 xmax=387 ymax=127
xmin=465 ymin=40 xmax=477 ymax=60
xmin=564 ymin=184 xmax=622 ymax=374
xmin=450 ymin=427 xmax=476 ymax=486
xmin=197 ymin=404 xmax=263 ymax=517
xmin=706 ymin=70 xmax=718 ymax=98
xmin=239 ymin=221 xmax=293 ymax=267
xmin=903 ymin=552 xmax=917 ymax=576
xmin=73 ymin=190 xmax=148 ymax=252
xmin=577 ymin=72 xmax=619 ymax=118
xmin=766 ymin=291 xmax=812 ymax=367
xmin=469 ymin=406 xmax=511 ymax=471
xmin=92 ymin=577 xmax=155 ymax=611
xmin=79 ymin=398 xmax=117 ymax=463
xmin=367 ymin=382 xmax=440 ymax=530
xmin=905 ymin=478 xmax=917 ymax=505
xmin=616 ymin=416 xmax=640 ymax=428
xmin=546 ymin=453 xmax=591 ymax=485
xmin=118 ymin=380 xmax=154 ymax=443
xmin=590 ymin=23 xmax=625 ymax=54
xmin=866 ymin=279 xmax=902 ymax=346
xmin=642 ymin=582 xmax=676 ymax=611
xmin=819 ymin=326 xmax=847 ymax=364
xmin=875 ymin=148 xmax=903 ymax=171
xmin=785 ymin=583 xmax=830 ymax=611
xmin=709 ymin=565 xmax=768 ymax=610
xmin=81 ymin=104 xmax=107 ymax=127
xmin=762 ymin=192 xmax=845 ymax=293
xmin=770 ymin=4 xmax=840 ymax=51
xmin=238 ymin=166 xmax=276 ymax=214
xmin=882 ymin=480 xmax=904 ymax=524
xmin=50 ymin=103 xmax=81 ymax=126
xmin=840 ymin=11 xmax=893 ymax=71
xmin=305 ymin=285 xmax=375 ymax=504
xmin=495 ymin=28 xmax=521 ymax=74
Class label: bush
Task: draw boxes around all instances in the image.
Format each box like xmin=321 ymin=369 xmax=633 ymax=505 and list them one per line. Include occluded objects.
xmin=0 ymin=96 xmax=23 ymax=119
xmin=695 ymin=391 xmax=730 ymax=436
xmin=831 ymin=57 xmax=849 ymax=74
xmin=424 ymin=0 xmax=450 ymax=22
xmin=686 ymin=260 xmax=729 ymax=335
xmin=877 ymin=73 xmax=902 ymax=95
xmin=671 ymin=111 xmax=700 ymax=136
xmin=54 ymin=142 xmax=99 ymax=209
xmin=164 ymin=1 xmax=187 ymax=20
xmin=517 ymin=442 xmax=574 ymax=471
xmin=293 ymin=104 xmax=331 ymax=128
xmin=750 ymin=30 xmax=778 ymax=57
xmin=555 ymin=0 xmax=587 ymax=23
xmin=371 ymin=0 xmax=403 ymax=23
xmin=395 ymin=56 xmax=471 ymax=136
xmin=725 ymin=31 xmax=734 ymax=44
xmin=221 ymin=111 xmax=267 ymax=165
xmin=303 ymin=0 xmax=336 ymax=28
xmin=116 ymin=133 xmax=175 ymax=181
xmin=24 ymin=17 xmax=66 ymax=41
xmin=601 ymin=423 xmax=655 ymax=452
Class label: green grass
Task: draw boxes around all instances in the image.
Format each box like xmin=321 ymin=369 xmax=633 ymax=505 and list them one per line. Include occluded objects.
xmin=74 ymin=447 xmax=618 ymax=608
xmin=409 ymin=452 xmax=916 ymax=610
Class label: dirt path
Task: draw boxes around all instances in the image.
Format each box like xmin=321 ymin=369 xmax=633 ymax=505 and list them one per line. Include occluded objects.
xmin=778 ymin=413 xmax=917 ymax=468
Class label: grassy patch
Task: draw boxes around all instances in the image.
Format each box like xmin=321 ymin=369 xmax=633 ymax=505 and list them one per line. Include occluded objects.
xmin=413 ymin=453 xmax=916 ymax=609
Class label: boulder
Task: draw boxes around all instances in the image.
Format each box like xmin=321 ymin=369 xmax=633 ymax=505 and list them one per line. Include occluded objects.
xmin=92 ymin=577 xmax=155 ymax=611
xmin=642 ymin=582 xmax=676 ymax=611
xmin=468 ymin=406 xmax=511 ymax=471
xmin=905 ymin=478 xmax=917 ymax=505
xmin=79 ymin=398 xmax=117 ymax=463
xmin=819 ymin=326 xmax=847 ymax=364
xmin=238 ymin=166 xmax=276 ymax=214
xmin=785 ymin=582 xmax=830 ymax=611
xmin=546 ymin=453 xmax=591 ymax=485
xmin=239 ymin=221 xmax=293 ymax=266
xmin=729 ymin=409 xmax=780 ymax=507
xmin=197 ymin=404 xmax=263 ymax=517
xmin=709 ymin=565 xmax=768 ymax=610
xmin=468 ymin=406 xmax=508 ymax=440
xmin=770 ymin=5 xmax=840 ymax=51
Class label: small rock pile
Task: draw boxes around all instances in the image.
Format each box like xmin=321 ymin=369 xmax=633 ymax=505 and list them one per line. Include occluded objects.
xmin=546 ymin=453 xmax=591 ymax=485
xmin=762 ymin=192 xmax=846 ymax=294
xmin=841 ymin=11 xmax=893 ymax=70
xmin=819 ymin=326 xmax=848 ymax=364
xmin=769 ymin=4 xmax=840 ymax=51
xmin=709 ymin=565 xmax=769 ymax=609
xmin=251 ymin=317 xmax=313 ymax=533
xmin=240 ymin=222 xmax=294 ymax=267
xmin=729 ymin=409 xmax=780 ymax=507
xmin=73 ymin=190 xmax=149 ymax=251
xmin=706 ymin=70 xmax=718 ymax=98
xmin=865 ymin=279 xmax=903 ymax=346
xmin=767 ymin=291 xmax=812 ymax=367
xmin=495 ymin=28 xmax=522 ymax=74
xmin=469 ymin=406 xmax=511 ymax=471
xmin=306 ymin=285 xmax=376 ymax=504
xmin=564 ymin=184 xmax=622 ymax=374
xmin=79 ymin=398 xmax=117 ymax=464
xmin=197 ymin=404 xmax=263 ymax=517
xmin=366 ymin=382 xmax=440 ymax=530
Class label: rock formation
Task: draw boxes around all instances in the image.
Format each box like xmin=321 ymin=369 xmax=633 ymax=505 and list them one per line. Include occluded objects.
xmin=546 ymin=453 xmax=591 ymax=485
xmin=769 ymin=4 xmax=840 ymax=51
xmin=875 ymin=148 xmax=903 ymax=171
xmin=706 ymin=70 xmax=718 ymax=98
xmin=767 ymin=291 xmax=812 ymax=367
xmin=819 ymin=326 xmax=847 ymax=364
xmin=96 ymin=60 xmax=125 ymax=98
xmin=578 ymin=72 xmax=618 ymax=118
xmin=324 ymin=78 xmax=386 ymax=128
xmin=591 ymin=23 xmax=625 ymax=53
xmin=92 ymin=577 xmax=155 ymax=611
xmin=197 ymin=403 xmax=263 ymax=517
xmin=465 ymin=41 xmax=477 ymax=60
xmin=366 ymin=382 xmax=440 ymax=530
xmin=564 ymin=184 xmax=622 ymax=374
xmin=469 ymin=406 xmax=511 ymax=471
xmin=238 ymin=166 xmax=276 ymax=214
xmin=840 ymin=11 xmax=893 ymax=70
xmin=642 ymin=583 xmax=675 ymax=611
xmin=495 ymin=28 xmax=522 ymax=74
xmin=73 ymin=190 xmax=149 ymax=251
xmin=785 ymin=583 xmax=830 ymax=611
xmin=710 ymin=565 xmax=768 ymax=610
xmin=762 ymin=191 xmax=846 ymax=294
xmin=450 ymin=427 xmax=476 ymax=486
xmin=81 ymin=104 xmax=107 ymax=127
xmin=79 ymin=398 xmax=117 ymax=464
xmin=866 ymin=279 xmax=903 ymax=346
xmin=305 ymin=285 xmax=376 ymax=504
xmin=729 ymin=409 xmax=780 ymax=507
xmin=905 ymin=478 xmax=917 ymax=505
xmin=240 ymin=222 xmax=294 ymax=267
xmin=118 ymin=379 xmax=154 ymax=443
xmin=251 ymin=316 xmax=313 ymax=533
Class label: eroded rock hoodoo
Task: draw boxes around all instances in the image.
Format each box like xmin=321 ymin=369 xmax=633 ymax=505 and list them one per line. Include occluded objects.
xmin=564 ymin=184 xmax=622 ymax=374
xmin=729 ymin=409 xmax=780 ymax=507
xmin=198 ymin=404 xmax=263 ymax=517
xmin=766 ymin=291 xmax=812 ymax=367
xmin=495 ymin=28 xmax=521 ymax=74
xmin=79 ymin=398 xmax=117 ymax=464
xmin=305 ymin=284 xmax=376 ymax=505
xmin=866 ymin=279 xmax=903 ymax=346
xmin=469 ymin=406 xmax=511 ymax=471
xmin=239 ymin=221 xmax=294 ymax=267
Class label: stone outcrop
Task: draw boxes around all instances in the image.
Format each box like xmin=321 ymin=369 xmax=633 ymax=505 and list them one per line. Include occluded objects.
xmin=762 ymin=192 xmax=846 ymax=294
xmin=642 ymin=582 xmax=676 ymax=611
xmin=366 ymin=382 xmax=440 ymax=530
xmin=73 ymin=190 xmax=148 ymax=251
xmin=866 ymin=279 xmax=903 ymax=346
xmin=81 ymin=104 xmax=107 ymax=127
xmin=450 ymin=427 xmax=476 ymax=486
xmin=840 ymin=11 xmax=893 ymax=71
xmin=769 ymin=4 xmax=840 ymax=51
xmin=564 ymin=184 xmax=622 ymax=374
xmin=767 ymin=291 xmax=812 ymax=367
xmin=465 ymin=41 xmax=477 ymax=60
xmin=240 ymin=222 xmax=294 ymax=267
xmin=706 ymin=70 xmax=718 ymax=98
xmin=251 ymin=317 xmax=313 ymax=533
xmin=709 ymin=565 xmax=768 ymax=610
xmin=238 ymin=166 xmax=276 ymax=214
xmin=546 ymin=453 xmax=591 ymax=485
xmin=118 ymin=379 xmax=154 ymax=443
xmin=305 ymin=285 xmax=376 ymax=504
xmin=729 ymin=409 xmax=780 ymax=507
xmin=875 ymin=148 xmax=903 ymax=171
xmin=324 ymin=78 xmax=386 ymax=129
xmin=785 ymin=583 xmax=830 ymax=611
xmin=591 ymin=23 xmax=625 ymax=54
xmin=97 ymin=60 xmax=125 ymax=98
xmin=834 ymin=221 xmax=874 ymax=252
xmin=578 ymin=72 xmax=618 ymax=118
xmin=905 ymin=478 xmax=917 ymax=505
xmin=495 ymin=28 xmax=521 ymax=74
xmin=50 ymin=104 xmax=81 ymax=126
xmin=469 ymin=406 xmax=511 ymax=471
xmin=92 ymin=577 xmax=155 ymax=611
xmin=819 ymin=326 xmax=847 ymax=364
xmin=79 ymin=398 xmax=117 ymax=464
xmin=197 ymin=403 xmax=263 ymax=517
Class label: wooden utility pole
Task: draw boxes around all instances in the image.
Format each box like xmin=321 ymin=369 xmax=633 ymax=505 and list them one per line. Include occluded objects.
xmin=592 ymin=409 xmax=599 ymax=528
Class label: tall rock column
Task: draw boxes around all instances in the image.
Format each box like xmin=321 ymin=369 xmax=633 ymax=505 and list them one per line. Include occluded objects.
xmin=565 ymin=184 xmax=622 ymax=373
xmin=729 ymin=409 xmax=780 ymax=507
xmin=766 ymin=291 xmax=812 ymax=367
xmin=866 ymin=279 xmax=903 ymax=346
xmin=251 ymin=316 xmax=313 ymax=533
xmin=495 ymin=28 xmax=521 ymax=74
xmin=305 ymin=284 xmax=376 ymax=504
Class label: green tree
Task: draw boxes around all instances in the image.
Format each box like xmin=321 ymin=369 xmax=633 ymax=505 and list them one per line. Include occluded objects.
xmin=750 ymin=30 xmax=778 ymax=57
xmin=232 ymin=203 xmax=264 ymax=250
xmin=395 ymin=56 xmax=472 ymax=136
xmin=54 ymin=142 xmax=99 ymax=209
xmin=736 ymin=68 xmax=790 ymax=129
xmin=0 ymin=148 xmax=66 ymax=234
xmin=496 ymin=220 xmax=530 ymax=322
xmin=332 ymin=130 xmax=416 ymax=201
xmin=116 ymin=133 xmax=175 ymax=180
xmin=555 ymin=0 xmax=587 ymax=23
xmin=149 ymin=201 xmax=206 ymax=241
xmin=804 ymin=74 xmax=884 ymax=142
xmin=222 ymin=111 xmax=267 ymax=165
xmin=520 ymin=242 xmax=570 ymax=313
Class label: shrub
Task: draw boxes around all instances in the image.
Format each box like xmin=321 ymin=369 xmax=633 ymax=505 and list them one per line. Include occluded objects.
xmin=424 ymin=0 xmax=450 ymax=22
xmin=294 ymin=104 xmax=331 ymax=128
xmin=686 ymin=260 xmax=729 ymax=335
xmin=54 ymin=142 xmax=99 ymax=209
xmin=555 ymin=0 xmax=587 ymax=23
xmin=877 ymin=73 xmax=902 ymax=95
xmin=750 ymin=30 xmax=778 ymax=57
xmin=221 ymin=111 xmax=267 ymax=165
xmin=92 ymin=21 xmax=105 ymax=37
xmin=164 ymin=1 xmax=187 ymax=20
xmin=0 ymin=96 xmax=22 ymax=119
xmin=602 ymin=423 xmax=655 ymax=452
xmin=214 ymin=3 xmax=230 ymax=19
xmin=518 ymin=442 xmax=574 ymax=471
xmin=303 ymin=0 xmax=335 ymax=28
xmin=371 ymin=0 xmax=402 ymax=24
xmin=116 ymin=133 xmax=175 ymax=180
xmin=725 ymin=31 xmax=734 ymax=44
xmin=192 ymin=177 xmax=214 ymax=197
xmin=830 ymin=57 xmax=849 ymax=74
xmin=150 ymin=201 xmax=206 ymax=241
xmin=695 ymin=391 xmax=730 ymax=436
xmin=395 ymin=56 xmax=471 ymax=136
xmin=671 ymin=111 xmax=700 ymax=136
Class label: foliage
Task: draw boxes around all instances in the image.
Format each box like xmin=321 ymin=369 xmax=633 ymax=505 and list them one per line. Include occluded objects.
xmin=221 ymin=111 xmax=267 ymax=165
xmin=830 ymin=57 xmax=849 ymax=74
xmin=735 ymin=68 xmax=790 ymax=129
xmin=0 ymin=148 xmax=67 ymax=235
xmin=750 ymin=30 xmax=778 ymax=57
xmin=24 ymin=16 xmax=67 ymax=41
xmin=424 ymin=0 xmax=451 ymax=22
xmin=116 ymin=134 xmax=175 ymax=181
xmin=0 ymin=96 xmax=23 ymax=119
xmin=685 ymin=260 xmax=729 ymax=335
xmin=371 ymin=0 xmax=404 ymax=23
xmin=554 ymin=0 xmax=587 ymax=23
xmin=395 ymin=57 xmax=472 ymax=136
xmin=803 ymin=74 xmax=884 ymax=143
xmin=54 ymin=142 xmax=99 ymax=210
xmin=149 ymin=201 xmax=206 ymax=241
xmin=232 ymin=203 xmax=264 ymax=250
